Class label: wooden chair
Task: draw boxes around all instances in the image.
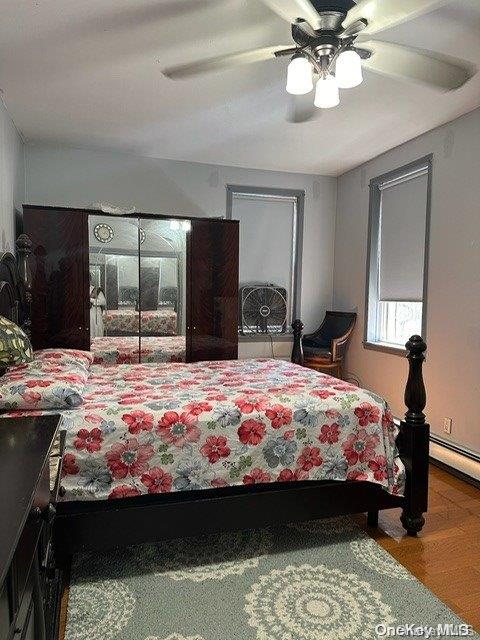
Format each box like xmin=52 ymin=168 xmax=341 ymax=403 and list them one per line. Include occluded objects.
xmin=302 ymin=311 xmax=356 ymax=379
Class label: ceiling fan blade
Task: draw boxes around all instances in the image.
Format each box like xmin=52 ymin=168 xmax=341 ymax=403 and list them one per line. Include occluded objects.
xmin=162 ymin=46 xmax=291 ymax=79
xmin=286 ymin=93 xmax=318 ymax=123
xmin=260 ymin=0 xmax=322 ymax=30
xmin=360 ymin=40 xmax=476 ymax=91
xmin=343 ymin=0 xmax=448 ymax=36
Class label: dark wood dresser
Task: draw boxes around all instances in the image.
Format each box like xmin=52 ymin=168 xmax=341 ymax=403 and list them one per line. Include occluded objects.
xmin=0 ymin=415 xmax=64 ymax=640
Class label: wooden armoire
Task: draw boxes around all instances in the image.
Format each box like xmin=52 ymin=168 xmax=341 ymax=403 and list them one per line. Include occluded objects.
xmin=23 ymin=205 xmax=239 ymax=361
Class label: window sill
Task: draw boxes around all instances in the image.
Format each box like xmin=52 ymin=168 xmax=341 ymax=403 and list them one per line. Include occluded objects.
xmin=363 ymin=341 xmax=407 ymax=357
xmin=238 ymin=333 xmax=293 ymax=343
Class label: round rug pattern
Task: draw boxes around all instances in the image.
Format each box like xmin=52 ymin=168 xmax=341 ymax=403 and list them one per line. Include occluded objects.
xmin=245 ymin=564 xmax=394 ymax=640
xmin=288 ymin=515 xmax=355 ymax=535
xmin=148 ymin=529 xmax=271 ymax=581
xmin=350 ymin=539 xmax=415 ymax=580
xmin=65 ymin=579 xmax=135 ymax=640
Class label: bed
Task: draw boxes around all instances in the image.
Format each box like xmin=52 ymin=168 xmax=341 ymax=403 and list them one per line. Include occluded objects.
xmin=104 ymin=307 xmax=177 ymax=336
xmin=0 ymin=238 xmax=431 ymax=559
xmin=91 ymin=335 xmax=186 ymax=364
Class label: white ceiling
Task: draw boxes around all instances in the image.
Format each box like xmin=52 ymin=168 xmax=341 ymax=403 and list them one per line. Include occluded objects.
xmin=1 ymin=0 xmax=479 ymax=176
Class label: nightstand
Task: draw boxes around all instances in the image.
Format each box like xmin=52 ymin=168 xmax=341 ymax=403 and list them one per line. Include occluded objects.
xmin=0 ymin=414 xmax=65 ymax=640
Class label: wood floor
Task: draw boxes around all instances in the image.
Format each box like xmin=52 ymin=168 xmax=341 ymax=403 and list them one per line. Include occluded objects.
xmin=59 ymin=464 xmax=480 ymax=638
xmin=355 ymin=464 xmax=480 ymax=631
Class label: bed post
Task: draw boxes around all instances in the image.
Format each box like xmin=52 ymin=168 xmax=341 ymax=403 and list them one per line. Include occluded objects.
xmin=16 ymin=234 xmax=33 ymax=338
xmin=400 ymin=335 xmax=430 ymax=536
xmin=291 ymin=319 xmax=304 ymax=366
xmin=15 ymin=233 xmax=33 ymax=338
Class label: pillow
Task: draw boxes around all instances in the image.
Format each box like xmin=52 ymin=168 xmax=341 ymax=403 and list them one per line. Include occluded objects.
xmin=0 ymin=315 xmax=33 ymax=367
xmin=0 ymin=357 xmax=89 ymax=410
xmin=34 ymin=348 xmax=94 ymax=370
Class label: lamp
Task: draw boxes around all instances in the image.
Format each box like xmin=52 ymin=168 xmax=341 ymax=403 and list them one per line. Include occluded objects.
xmin=335 ymin=49 xmax=363 ymax=89
xmin=286 ymin=55 xmax=313 ymax=95
xmin=314 ymin=74 xmax=340 ymax=109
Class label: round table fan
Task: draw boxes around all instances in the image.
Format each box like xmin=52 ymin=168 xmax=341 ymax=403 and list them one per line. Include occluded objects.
xmin=241 ymin=285 xmax=288 ymax=334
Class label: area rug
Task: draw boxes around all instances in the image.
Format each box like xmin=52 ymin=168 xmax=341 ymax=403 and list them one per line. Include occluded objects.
xmin=64 ymin=516 xmax=478 ymax=640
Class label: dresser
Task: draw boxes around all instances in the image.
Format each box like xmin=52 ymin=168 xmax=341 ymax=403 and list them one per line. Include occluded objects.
xmin=0 ymin=415 xmax=64 ymax=640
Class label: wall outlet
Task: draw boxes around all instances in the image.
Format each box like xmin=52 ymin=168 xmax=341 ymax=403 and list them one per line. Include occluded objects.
xmin=443 ymin=417 xmax=453 ymax=434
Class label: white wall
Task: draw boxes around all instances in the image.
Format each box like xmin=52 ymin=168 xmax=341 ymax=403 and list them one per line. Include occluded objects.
xmin=25 ymin=144 xmax=337 ymax=340
xmin=0 ymin=100 xmax=25 ymax=252
xmin=334 ymin=108 xmax=480 ymax=455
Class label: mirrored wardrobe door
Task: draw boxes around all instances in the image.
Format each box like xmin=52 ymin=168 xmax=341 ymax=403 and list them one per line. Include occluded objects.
xmin=138 ymin=218 xmax=188 ymax=363
xmin=88 ymin=215 xmax=140 ymax=364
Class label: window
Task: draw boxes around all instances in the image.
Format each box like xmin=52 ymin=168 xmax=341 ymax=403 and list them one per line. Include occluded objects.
xmin=226 ymin=185 xmax=304 ymax=334
xmin=365 ymin=156 xmax=431 ymax=353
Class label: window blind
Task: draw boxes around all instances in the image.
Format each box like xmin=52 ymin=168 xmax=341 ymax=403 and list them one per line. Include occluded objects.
xmin=232 ymin=195 xmax=295 ymax=293
xmin=379 ymin=170 xmax=428 ymax=302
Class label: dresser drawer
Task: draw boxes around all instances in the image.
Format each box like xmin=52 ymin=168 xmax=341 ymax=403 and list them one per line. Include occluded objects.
xmin=0 ymin=578 xmax=11 ymax=640
xmin=12 ymin=464 xmax=49 ymax=616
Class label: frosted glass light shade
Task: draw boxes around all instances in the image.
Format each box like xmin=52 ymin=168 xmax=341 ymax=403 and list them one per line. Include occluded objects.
xmin=286 ymin=56 xmax=313 ymax=95
xmin=336 ymin=50 xmax=363 ymax=88
xmin=314 ymin=74 xmax=340 ymax=109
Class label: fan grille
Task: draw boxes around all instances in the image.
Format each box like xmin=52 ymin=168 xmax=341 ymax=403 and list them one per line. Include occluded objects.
xmin=241 ymin=285 xmax=288 ymax=335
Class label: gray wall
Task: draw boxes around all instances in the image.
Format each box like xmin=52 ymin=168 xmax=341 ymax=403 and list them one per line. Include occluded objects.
xmin=0 ymin=101 xmax=25 ymax=252
xmin=334 ymin=108 xmax=480 ymax=455
xmin=25 ymin=144 xmax=337 ymax=337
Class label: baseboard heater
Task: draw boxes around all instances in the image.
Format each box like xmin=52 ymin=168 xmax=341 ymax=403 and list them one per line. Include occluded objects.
xmin=394 ymin=419 xmax=480 ymax=484
xmin=429 ymin=434 xmax=480 ymax=484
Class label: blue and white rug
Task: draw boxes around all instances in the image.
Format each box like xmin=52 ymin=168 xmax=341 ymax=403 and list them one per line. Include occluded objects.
xmin=65 ymin=516 xmax=478 ymax=640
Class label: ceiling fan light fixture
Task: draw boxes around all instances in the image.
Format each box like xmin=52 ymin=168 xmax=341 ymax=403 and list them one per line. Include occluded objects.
xmin=335 ymin=49 xmax=363 ymax=88
xmin=314 ymin=74 xmax=340 ymax=109
xmin=286 ymin=54 xmax=313 ymax=95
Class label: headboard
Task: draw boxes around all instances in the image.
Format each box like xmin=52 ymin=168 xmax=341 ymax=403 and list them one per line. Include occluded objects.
xmin=0 ymin=235 xmax=32 ymax=334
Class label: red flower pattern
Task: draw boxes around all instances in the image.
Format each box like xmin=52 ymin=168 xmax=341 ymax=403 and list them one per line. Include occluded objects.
xmin=354 ymin=402 xmax=381 ymax=427
xmin=62 ymin=453 xmax=79 ymax=477
xmin=318 ymin=423 xmax=340 ymax=444
xmin=156 ymin=411 xmax=201 ymax=447
xmin=109 ymin=485 xmax=141 ymax=499
xmin=297 ymin=446 xmax=323 ymax=471
xmin=368 ymin=455 xmax=388 ymax=481
xmin=140 ymin=467 xmax=173 ymax=493
xmin=105 ymin=438 xmax=154 ymax=478
xmin=200 ymin=435 xmax=231 ymax=463
xmin=73 ymin=427 xmax=103 ymax=453
xmin=238 ymin=419 xmax=266 ymax=445
xmin=122 ymin=410 xmax=154 ymax=434
xmin=342 ymin=429 xmax=379 ymax=465
xmin=235 ymin=396 xmax=269 ymax=414
xmin=277 ymin=468 xmax=309 ymax=482
xmin=243 ymin=468 xmax=272 ymax=485
xmin=265 ymin=404 xmax=292 ymax=429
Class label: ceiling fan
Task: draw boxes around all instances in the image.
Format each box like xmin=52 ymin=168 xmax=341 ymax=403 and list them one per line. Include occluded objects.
xmin=162 ymin=0 xmax=476 ymax=117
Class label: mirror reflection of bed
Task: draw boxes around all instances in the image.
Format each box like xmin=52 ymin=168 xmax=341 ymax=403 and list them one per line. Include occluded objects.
xmin=88 ymin=215 xmax=187 ymax=364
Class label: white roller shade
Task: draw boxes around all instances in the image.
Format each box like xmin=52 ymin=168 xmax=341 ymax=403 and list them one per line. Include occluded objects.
xmin=379 ymin=170 xmax=428 ymax=302
xmin=232 ymin=195 xmax=295 ymax=293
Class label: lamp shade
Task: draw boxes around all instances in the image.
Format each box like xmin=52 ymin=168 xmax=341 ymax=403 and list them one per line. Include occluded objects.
xmin=286 ymin=56 xmax=313 ymax=95
xmin=336 ymin=50 xmax=363 ymax=89
xmin=314 ymin=74 xmax=340 ymax=109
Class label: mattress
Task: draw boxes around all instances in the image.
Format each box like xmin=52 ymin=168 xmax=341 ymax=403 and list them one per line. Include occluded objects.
xmin=91 ymin=336 xmax=186 ymax=364
xmin=6 ymin=359 xmax=405 ymax=502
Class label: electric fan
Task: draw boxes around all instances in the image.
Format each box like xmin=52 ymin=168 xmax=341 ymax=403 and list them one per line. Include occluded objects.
xmin=240 ymin=284 xmax=288 ymax=335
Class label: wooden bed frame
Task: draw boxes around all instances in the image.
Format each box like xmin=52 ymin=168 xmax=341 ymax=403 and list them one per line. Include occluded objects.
xmin=1 ymin=237 xmax=430 ymax=561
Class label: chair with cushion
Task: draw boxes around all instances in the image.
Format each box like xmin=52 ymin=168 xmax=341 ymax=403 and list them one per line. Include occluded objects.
xmin=302 ymin=311 xmax=356 ymax=379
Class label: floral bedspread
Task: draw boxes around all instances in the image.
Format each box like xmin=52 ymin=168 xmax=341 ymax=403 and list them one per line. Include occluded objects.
xmin=91 ymin=336 xmax=186 ymax=364
xmin=104 ymin=309 xmax=177 ymax=335
xmin=6 ymin=359 xmax=405 ymax=501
